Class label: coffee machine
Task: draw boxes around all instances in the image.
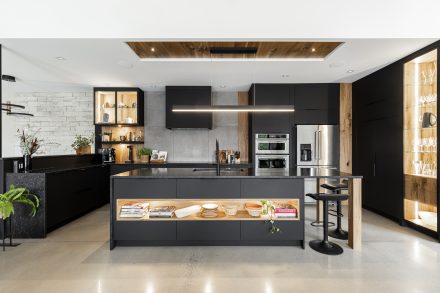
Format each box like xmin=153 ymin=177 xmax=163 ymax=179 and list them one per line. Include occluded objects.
xmin=101 ymin=148 xmax=116 ymax=163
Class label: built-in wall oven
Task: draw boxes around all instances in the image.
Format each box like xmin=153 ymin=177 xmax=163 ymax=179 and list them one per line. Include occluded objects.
xmin=255 ymin=133 xmax=290 ymax=170
xmin=255 ymin=154 xmax=289 ymax=170
xmin=255 ymin=133 xmax=290 ymax=154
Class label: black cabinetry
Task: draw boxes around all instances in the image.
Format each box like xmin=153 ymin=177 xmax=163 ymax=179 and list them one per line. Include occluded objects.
xmin=166 ymin=86 xmax=212 ymax=129
xmin=250 ymin=84 xmax=292 ymax=133
xmin=293 ymin=83 xmax=339 ymax=125
xmin=353 ymin=56 xmax=404 ymax=222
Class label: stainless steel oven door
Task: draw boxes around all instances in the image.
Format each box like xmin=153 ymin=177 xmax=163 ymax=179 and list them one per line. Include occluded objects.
xmin=255 ymin=155 xmax=289 ymax=169
xmin=255 ymin=139 xmax=290 ymax=154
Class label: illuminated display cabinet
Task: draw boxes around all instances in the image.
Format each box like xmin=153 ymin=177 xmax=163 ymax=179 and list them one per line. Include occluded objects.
xmin=404 ymin=48 xmax=439 ymax=237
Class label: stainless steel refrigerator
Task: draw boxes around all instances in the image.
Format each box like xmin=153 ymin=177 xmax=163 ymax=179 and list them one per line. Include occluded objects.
xmin=296 ymin=125 xmax=340 ymax=203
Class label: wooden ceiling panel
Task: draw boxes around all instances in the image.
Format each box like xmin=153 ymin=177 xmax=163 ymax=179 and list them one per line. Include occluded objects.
xmin=127 ymin=41 xmax=342 ymax=59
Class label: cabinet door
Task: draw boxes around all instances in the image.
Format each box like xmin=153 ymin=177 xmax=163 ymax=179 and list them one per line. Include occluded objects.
xmin=116 ymin=91 xmax=139 ymax=124
xmin=95 ymin=91 xmax=116 ymax=124
xmin=166 ymin=86 xmax=212 ymax=129
xmin=96 ymin=165 xmax=110 ymax=206
xmin=252 ymin=84 xmax=292 ymax=133
xmin=294 ymin=84 xmax=329 ymax=110
xmin=177 ymin=222 xmax=240 ymax=241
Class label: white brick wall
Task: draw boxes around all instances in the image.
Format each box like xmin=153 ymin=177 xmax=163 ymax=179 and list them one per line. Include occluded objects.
xmin=3 ymin=92 xmax=94 ymax=157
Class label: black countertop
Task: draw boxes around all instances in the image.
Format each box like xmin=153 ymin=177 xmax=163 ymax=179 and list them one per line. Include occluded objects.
xmin=112 ymin=167 xmax=362 ymax=179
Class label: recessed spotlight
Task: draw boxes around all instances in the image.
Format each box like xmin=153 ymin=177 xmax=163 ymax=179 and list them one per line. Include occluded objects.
xmin=281 ymin=74 xmax=290 ymax=78
xmin=151 ymin=47 xmax=155 ymax=52
xmin=347 ymin=69 xmax=354 ymax=73
xmin=55 ymin=57 xmax=66 ymax=61
xmin=311 ymin=48 xmax=316 ymax=52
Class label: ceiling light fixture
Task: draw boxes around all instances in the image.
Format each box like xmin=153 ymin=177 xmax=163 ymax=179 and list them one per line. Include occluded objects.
xmin=347 ymin=69 xmax=354 ymax=73
xmin=311 ymin=48 xmax=316 ymax=52
xmin=281 ymin=74 xmax=290 ymax=78
xmin=55 ymin=57 xmax=66 ymax=61
xmin=1 ymin=101 xmax=34 ymax=117
xmin=150 ymin=47 xmax=155 ymax=52
xmin=172 ymin=105 xmax=295 ymax=113
xmin=1 ymin=75 xmax=16 ymax=82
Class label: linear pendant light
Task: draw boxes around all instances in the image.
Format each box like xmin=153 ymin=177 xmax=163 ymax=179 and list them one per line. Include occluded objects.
xmin=172 ymin=105 xmax=295 ymax=112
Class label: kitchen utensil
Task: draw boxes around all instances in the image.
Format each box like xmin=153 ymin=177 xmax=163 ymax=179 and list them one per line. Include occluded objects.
xmin=175 ymin=205 xmax=201 ymax=218
xmin=422 ymin=112 xmax=437 ymax=128
xmin=202 ymin=203 xmax=218 ymax=210
xmin=120 ymin=135 xmax=127 ymax=142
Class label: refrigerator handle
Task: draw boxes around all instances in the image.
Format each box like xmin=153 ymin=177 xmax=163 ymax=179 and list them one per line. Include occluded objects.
xmin=314 ymin=131 xmax=317 ymax=159
xmin=317 ymin=130 xmax=321 ymax=160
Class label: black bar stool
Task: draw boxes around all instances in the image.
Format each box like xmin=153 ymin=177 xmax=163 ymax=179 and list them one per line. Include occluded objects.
xmin=320 ymin=180 xmax=349 ymax=240
xmin=306 ymin=192 xmax=349 ymax=255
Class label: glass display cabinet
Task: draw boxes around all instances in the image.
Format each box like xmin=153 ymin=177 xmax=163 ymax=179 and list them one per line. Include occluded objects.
xmin=404 ymin=49 xmax=438 ymax=237
xmin=94 ymin=88 xmax=144 ymax=125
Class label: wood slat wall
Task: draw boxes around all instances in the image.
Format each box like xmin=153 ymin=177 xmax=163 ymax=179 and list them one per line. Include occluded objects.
xmin=237 ymin=92 xmax=249 ymax=162
xmin=340 ymin=83 xmax=353 ymax=174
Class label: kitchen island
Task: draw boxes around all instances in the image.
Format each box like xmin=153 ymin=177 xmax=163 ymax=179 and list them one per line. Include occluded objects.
xmin=110 ymin=168 xmax=362 ymax=250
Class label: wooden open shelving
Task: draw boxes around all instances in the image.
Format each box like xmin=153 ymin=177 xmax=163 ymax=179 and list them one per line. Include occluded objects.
xmin=403 ymin=49 xmax=438 ymax=232
xmin=116 ymin=198 xmax=300 ymax=222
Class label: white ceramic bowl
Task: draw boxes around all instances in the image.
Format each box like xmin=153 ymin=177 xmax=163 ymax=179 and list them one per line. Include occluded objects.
xmin=223 ymin=204 xmax=238 ymax=216
xmin=245 ymin=203 xmax=263 ymax=217
xmin=202 ymin=203 xmax=218 ymax=210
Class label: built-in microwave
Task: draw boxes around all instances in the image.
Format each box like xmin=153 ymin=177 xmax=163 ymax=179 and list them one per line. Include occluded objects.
xmin=255 ymin=133 xmax=290 ymax=155
xmin=255 ymin=154 xmax=289 ymax=170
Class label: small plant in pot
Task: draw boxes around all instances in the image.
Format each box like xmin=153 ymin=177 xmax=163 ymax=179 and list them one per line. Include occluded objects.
xmin=137 ymin=147 xmax=152 ymax=163
xmin=71 ymin=134 xmax=94 ymax=155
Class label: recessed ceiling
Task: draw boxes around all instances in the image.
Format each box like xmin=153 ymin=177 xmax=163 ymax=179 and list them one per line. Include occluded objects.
xmin=127 ymin=42 xmax=342 ymax=59
xmin=0 ymin=39 xmax=437 ymax=94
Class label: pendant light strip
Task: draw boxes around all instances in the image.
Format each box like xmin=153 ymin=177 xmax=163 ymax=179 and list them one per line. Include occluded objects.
xmin=172 ymin=105 xmax=295 ymax=112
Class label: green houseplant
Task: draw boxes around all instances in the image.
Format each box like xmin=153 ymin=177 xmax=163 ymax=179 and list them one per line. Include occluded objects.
xmin=0 ymin=185 xmax=40 ymax=220
xmin=71 ymin=134 xmax=94 ymax=155
xmin=137 ymin=147 xmax=152 ymax=163
xmin=261 ymin=200 xmax=281 ymax=234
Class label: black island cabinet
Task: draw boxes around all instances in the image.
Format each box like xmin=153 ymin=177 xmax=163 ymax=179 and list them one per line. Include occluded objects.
xmin=110 ymin=170 xmax=305 ymax=249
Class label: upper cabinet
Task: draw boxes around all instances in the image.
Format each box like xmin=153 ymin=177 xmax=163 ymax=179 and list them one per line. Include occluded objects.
xmin=166 ymin=86 xmax=212 ymax=129
xmin=94 ymin=88 xmax=144 ymax=125
xmin=250 ymin=84 xmax=292 ymax=133
xmin=293 ymin=83 xmax=340 ymax=125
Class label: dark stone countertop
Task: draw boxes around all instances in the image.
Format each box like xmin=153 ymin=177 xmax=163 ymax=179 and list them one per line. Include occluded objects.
xmin=110 ymin=161 xmax=252 ymax=167
xmin=112 ymin=167 xmax=362 ymax=179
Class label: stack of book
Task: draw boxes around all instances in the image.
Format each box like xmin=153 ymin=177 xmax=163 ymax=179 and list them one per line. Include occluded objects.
xmin=120 ymin=202 xmax=149 ymax=218
xmin=149 ymin=206 xmax=176 ymax=218
xmin=274 ymin=204 xmax=297 ymax=219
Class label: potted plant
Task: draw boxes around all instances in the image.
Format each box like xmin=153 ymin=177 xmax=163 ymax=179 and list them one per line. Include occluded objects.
xmin=137 ymin=147 xmax=152 ymax=163
xmin=71 ymin=134 xmax=94 ymax=155
xmin=17 ymin=127 xmax=43 ymax=172
xmin=0 ymin=185 xmax=39 ymax=250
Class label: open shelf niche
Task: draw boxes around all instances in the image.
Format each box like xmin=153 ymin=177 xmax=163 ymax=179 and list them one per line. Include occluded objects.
xmin=403 ymin=49 xmax=438 ymax=232
xmin=116 ymin=198 xmax=300 ymax=222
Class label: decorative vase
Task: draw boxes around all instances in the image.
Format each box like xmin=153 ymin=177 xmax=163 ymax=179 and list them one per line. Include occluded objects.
xmin=140 ymin=155 xmax=150 ymax=163
xmin=23 ymin=155 xmax=32 ymax=172
xmin=75 ymin=145 xmax=91 ymax=155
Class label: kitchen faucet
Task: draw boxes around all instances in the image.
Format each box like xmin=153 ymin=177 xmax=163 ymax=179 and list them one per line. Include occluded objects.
xmin=216 ymin=139 xmax=220 ymax=176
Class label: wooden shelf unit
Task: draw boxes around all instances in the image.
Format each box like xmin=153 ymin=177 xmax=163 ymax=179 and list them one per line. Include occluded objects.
xmin=116 ymin=198 xmax=300 ymax=222
xmin=403 ymin=49 xmax=438 ymax=232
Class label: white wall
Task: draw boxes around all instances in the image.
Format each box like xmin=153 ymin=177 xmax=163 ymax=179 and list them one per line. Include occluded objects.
xmin=2 ymin=92 xmax=94 ymax=157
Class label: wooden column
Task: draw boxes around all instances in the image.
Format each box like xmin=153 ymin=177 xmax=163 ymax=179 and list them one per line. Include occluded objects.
xmin=237 ymin=92 xmax=249 ymax=162
xmin=348 ymin=178 xmax=362 ymax=250
xmin=340 ymin=83 xmax=352 ymax=174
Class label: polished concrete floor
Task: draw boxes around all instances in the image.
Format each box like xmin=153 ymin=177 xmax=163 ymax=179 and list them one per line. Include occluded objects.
xmin=1 ymin=205 xmax=440 ymax=293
